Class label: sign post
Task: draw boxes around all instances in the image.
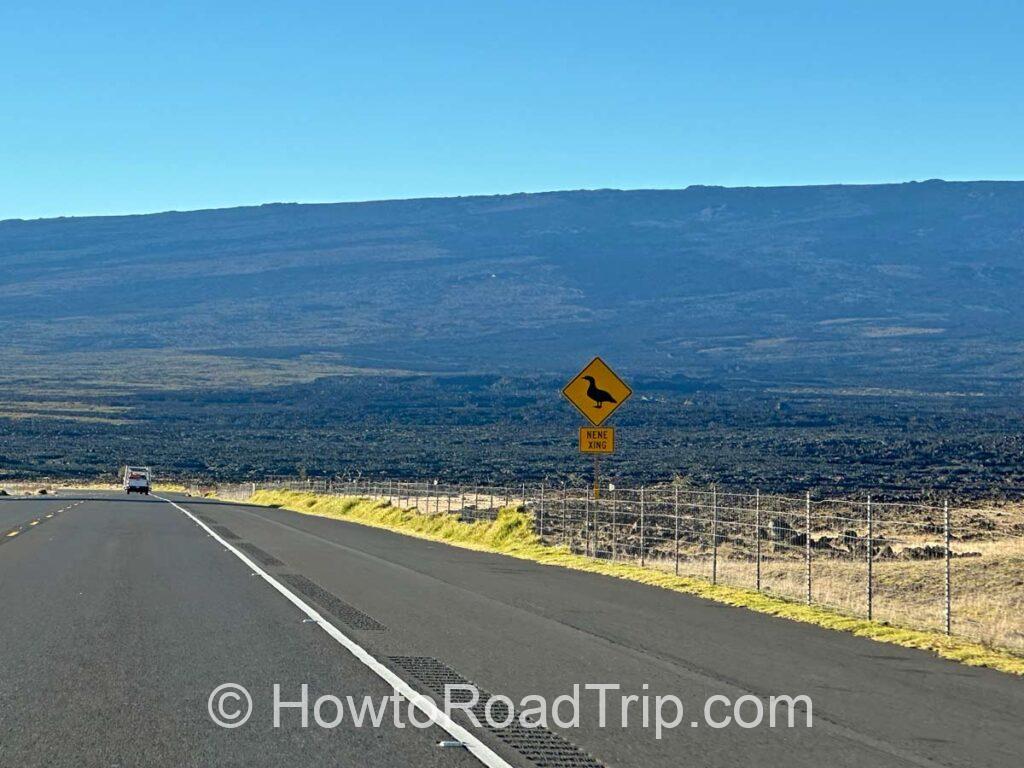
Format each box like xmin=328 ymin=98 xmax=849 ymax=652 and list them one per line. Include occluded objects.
xmin=563 ymin=357 xmax=632 ymax=500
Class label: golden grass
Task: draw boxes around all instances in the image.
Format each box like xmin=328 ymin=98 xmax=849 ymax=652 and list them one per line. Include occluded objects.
xmin=245 ymin=489 xmax=1024 ymax=676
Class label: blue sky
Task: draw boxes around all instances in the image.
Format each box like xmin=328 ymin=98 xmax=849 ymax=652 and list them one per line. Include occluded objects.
xmin=2 ymin=1 xmax=1022 ymax=220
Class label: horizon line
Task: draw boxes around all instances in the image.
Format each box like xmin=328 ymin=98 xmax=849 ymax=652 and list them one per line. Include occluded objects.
xmin=3 ymin=177 xmax=1022 ymax=225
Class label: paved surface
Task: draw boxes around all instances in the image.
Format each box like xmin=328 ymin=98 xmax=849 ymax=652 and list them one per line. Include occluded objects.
xmin=1 ymin=490 xmax=1022 ymax=767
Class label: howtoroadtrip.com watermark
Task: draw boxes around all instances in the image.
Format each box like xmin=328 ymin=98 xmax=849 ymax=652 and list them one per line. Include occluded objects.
xmin=208 ymin=683 xmax=812 ymax=738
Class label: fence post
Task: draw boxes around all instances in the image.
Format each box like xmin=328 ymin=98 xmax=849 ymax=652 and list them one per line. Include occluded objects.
xmin=640 ymin=487 xmax=646 ymax=567
xmin=585 ymin=496 xmax=592 ymax=557
xmin=562 ymin=486 xmax=568 ymax=546
xmin=611 ymin=487 xmax=618 ymax=560
xmin=944 ymin=499 xmax=952 ymax=635
xmin=805 ymin=491 xmax=812 ymax=605
xmin=591 ymin=495 xmax=598 ymax=556
xmin=755 ymin=489 xmax=761 ymax=592
xmin=674 ymin=484 xmax=680 ymax=576
xmin=711 ymin=487 xmax=718 ymax=585
xmin=867 ymin=495 xmax=873 ymax=620
xmin=539 ymin=483 xmax=545 ymax=539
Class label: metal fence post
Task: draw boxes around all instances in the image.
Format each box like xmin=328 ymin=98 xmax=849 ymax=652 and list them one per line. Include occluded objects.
xmin=539 ymin=483 xmax=546 ymax=539
xmin=611 ymin=487 xmax=618 ymax=560
xmin=674 ymin=485 xmax=680 ymax=576
xmin=592 ymin=495 xmax=598 ymax=556
xmin=562 ymin=486 xmax=568 ymax=546
xmin=867 ymin=495 xmax=873 ymax=620
xmin=640 ymin=486 xmax=646 ymax=567
xmin=755 ymin=489 xmax=761 ymax=592
xmin=944 ymin=499 xmax=952 ymax=635
xmin=805 ymin=491 xmax=812 ymax=605
xmin=585 ymin=496 xmax=592 ymax=557
xmin=711 ymin=486 xmax=718 ymax=585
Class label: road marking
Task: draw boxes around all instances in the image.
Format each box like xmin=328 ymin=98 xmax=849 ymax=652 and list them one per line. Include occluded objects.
xmin=29 ymin=521 xmax=39 ymax=526
xmin=154 ymin=495 xmax=514 ymax=768
xmin=6 ymin=531 xmax=19 ymax=537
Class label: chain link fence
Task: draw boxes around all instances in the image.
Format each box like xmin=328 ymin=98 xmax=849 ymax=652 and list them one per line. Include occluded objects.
xmin=198 ymin=477 xmax=1024 ymax=653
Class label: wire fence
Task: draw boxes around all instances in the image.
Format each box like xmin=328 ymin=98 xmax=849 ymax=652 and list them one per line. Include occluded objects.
xmin=203 ymin=477 xmax=1024 ymax=653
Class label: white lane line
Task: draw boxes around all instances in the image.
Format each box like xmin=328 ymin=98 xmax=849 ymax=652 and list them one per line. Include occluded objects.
xmin=154 ymin=495 xmax=513 ymax=768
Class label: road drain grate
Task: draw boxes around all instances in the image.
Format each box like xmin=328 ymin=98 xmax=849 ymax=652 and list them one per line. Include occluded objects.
xmin=235 ymin=542 xmax=284 ymax=567
xmin=388 ymin=656 xmax=603 ymax=767
xmin=281 ymin=574 xmax=387 ymax=630
xmin=210 ymin=524 xmax=240 ymax=540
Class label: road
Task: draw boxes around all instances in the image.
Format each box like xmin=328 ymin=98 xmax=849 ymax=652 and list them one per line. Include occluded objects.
xmin=1 ymin=490 xmax=1021 ymax=767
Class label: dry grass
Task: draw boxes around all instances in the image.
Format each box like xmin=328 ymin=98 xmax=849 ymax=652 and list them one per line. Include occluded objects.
xmin=240 ymin=489 xmax=1024 ymax=676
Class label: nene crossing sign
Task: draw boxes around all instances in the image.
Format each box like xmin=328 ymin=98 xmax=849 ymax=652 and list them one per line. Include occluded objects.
xmin=579 ymin=427 xmax=615 ymax=454
xmin=562 ymin=357 xmax=632 ymax=427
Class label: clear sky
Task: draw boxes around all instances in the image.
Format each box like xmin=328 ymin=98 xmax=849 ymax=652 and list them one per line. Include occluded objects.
xmin=2 ymin=1 xmax=1022 ymax=220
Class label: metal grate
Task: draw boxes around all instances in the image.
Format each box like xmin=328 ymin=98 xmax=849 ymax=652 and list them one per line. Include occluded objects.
xmin=235 ymin=542 xmax=284 ymax=567
xmin=389 ymin=656 xmax=603 ymax=768
xmin=281 ymin=574 xmax=387 ymax=631
xmin=210 ymin=524 xmax=240 ymax=540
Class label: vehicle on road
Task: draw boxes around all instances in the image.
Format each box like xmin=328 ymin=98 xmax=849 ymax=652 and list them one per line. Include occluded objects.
xmin=123 ymin=466 xmax=152 ymax=495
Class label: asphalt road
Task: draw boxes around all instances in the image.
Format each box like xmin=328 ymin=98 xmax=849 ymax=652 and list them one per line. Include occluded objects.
xmin=1 ymin=490 xmax=1021 ymax=767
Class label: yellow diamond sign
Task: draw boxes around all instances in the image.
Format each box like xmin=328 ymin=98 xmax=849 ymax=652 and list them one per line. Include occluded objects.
xmin=562 ymin=357 xmax=632 ymax=427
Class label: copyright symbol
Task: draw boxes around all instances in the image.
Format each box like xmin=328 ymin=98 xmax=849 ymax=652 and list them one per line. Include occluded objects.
xmin=208 ymin=683 xmax=252 ymax=728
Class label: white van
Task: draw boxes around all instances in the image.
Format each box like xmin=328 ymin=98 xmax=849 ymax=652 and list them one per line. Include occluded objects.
xmin=123 ymin=466 xmax=152 ymax=495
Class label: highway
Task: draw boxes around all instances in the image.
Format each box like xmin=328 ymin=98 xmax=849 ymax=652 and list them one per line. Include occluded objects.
xmin=1 ymin=490 xmax=1021 ymax=767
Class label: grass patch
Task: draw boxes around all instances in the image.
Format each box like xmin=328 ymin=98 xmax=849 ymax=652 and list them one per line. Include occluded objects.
xmin=246 ymin=489 xmax=1024 ymax=676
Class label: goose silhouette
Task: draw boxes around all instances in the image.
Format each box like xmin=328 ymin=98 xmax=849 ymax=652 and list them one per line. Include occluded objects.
xmin=582 ymin=375 xmax=617 ymax=408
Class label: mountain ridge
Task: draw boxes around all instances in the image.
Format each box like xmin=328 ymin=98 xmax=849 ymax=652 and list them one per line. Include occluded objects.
xmin=3 ymin=178 xmax=1021 ymax=225
xmin=3 ymin=179 xmax=1024 ymax=391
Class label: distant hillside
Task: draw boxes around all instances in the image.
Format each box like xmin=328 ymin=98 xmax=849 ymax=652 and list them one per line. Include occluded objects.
xmin=3 ymin=180 xmax=1024 ymax=391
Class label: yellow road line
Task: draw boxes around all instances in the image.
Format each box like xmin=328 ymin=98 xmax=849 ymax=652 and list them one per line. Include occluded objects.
xmin=6 ymin=530 xmax=19 ymax=537
xmin=29 ymin=521 xmax=39 ymax=526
